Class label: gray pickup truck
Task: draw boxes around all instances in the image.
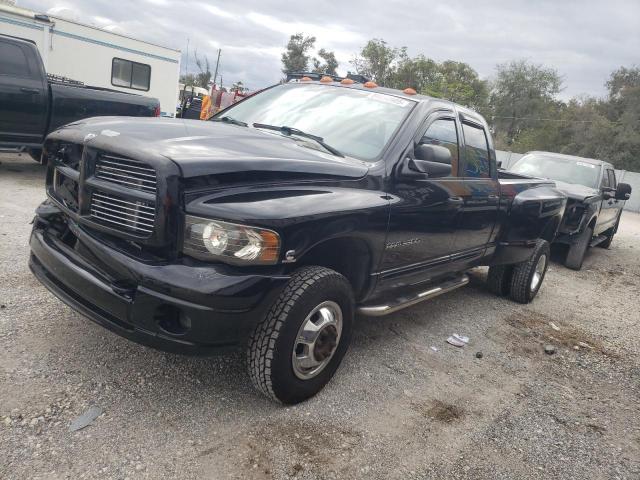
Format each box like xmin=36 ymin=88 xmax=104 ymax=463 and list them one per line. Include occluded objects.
xmin=509 ymin=151 xmax=632 ymax=269
xmin=0 ymin=34 xmax=160 ymax=162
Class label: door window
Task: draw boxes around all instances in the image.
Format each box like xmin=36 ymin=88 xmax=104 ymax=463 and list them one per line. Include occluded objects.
xmin=461 ymin=123 xmax=491 ymax=178
xmin=601 ymin=169 xmax=611 ymax=189
xmin=0 ymin=42 xmax=31 ymax=78
xmin=420 ymin=118 xmax=459 ymax=176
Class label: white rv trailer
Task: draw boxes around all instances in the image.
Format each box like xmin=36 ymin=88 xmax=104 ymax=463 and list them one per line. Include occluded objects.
xmin=0 ymin=3 xmax=181 ymax=116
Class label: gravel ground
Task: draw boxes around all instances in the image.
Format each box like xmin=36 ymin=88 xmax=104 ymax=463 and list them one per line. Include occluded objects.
xmin=1 ymin=153 xmax=639 ymax=479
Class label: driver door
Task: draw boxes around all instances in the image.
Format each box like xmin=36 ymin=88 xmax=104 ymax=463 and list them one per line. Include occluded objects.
xmin=380 ymin=111 xmax=465 ymax=289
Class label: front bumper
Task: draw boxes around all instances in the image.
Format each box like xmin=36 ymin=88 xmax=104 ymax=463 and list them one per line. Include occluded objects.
xmin=29 ymin=212 xmax=289 ymax=355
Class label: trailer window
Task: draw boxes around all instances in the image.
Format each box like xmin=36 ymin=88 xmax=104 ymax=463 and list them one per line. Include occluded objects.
xmin=111 ymin=58 xmax=150 ymax=91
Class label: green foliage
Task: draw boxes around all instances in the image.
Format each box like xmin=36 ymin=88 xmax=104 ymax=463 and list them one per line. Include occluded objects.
xmin=503 ymin=65 xmax=640 ymax=172
xmin=351 ymin=39 xmax=402 ymax=86
xmin=312 ymin=49 xmax=339 ymax=75
xmin=352 ymin=41 xmax=488 ymax=112
xmin=490 ymin=60 xmax=563 ymax=146
xmin=281 ymin=33 xmax=316 ymax=73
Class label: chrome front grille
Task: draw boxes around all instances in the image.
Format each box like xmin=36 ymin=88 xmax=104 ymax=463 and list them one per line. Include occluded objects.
xmin=95 ymin=153 xmax=157 ymax=193
xmin=90 ymin=191 xmax=155 ymax=236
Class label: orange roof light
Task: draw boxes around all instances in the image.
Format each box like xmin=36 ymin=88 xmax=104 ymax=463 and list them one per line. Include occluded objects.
xmin=320 ymin=76 xmax=333 ymax=83
xmin=300 ymin=76 xmax=312 ymax=82
xmin=364 ymin=81 xmax=378 ymax=88
xmin=340 ymin=78 xmax=355 ymax=85
xmin=403 ymin=87 xmax=417 ymax=95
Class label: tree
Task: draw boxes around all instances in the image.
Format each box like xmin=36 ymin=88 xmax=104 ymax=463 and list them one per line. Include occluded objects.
xmin=489 ymin=60 xmax=563 ymax=147
xmin=425 ymin=61 xmax=489 ymax=113
xmin=351 ymin=39 xmax=401 ymax=86
xmin=281 ymin=33 xmax=316 ymax=73
xmin=194 ymin=51 xmax=211 ymax=88
xmin=312 ymin=49 xmax=339 ymax=75
xmin=390 ymin=53 xmax=439 ymax=92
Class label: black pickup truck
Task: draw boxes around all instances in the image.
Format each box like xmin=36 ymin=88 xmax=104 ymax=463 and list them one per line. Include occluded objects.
xmin=0 ymin=34 xmax=160 ymax=162
xmin=509 ymin=151 xmax=632 ymax=270
xmin=29 ymin=79 xmax=567 ymax=403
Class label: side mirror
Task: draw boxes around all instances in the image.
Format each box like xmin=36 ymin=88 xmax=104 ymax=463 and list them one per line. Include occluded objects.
xmin=414 ymin=144 xmax=452 ymax=164
xmin=615 ymin=182 xmax=632 ymax=201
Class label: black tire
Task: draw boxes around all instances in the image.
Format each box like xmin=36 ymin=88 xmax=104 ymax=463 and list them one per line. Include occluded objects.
xmin=487 ymin=265 xmax=514 ymax=297
xmin=509 ymin=239 xmax=550 ymax=304
xmin=247 ymin=266 xmax=354 ymax=404
xmin=565 ymin=226 xmax=593 ymax=270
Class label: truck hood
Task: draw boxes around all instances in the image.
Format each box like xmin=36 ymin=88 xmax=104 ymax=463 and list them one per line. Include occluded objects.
xmin=552 ymin=180 xmax=599 ymax=202
xmin=52 ymin=117 xmax=369 ymax=180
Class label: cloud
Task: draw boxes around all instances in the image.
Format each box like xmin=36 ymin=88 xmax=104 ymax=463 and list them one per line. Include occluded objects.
xmin=21 ymin=0 xmax=640 ymax=98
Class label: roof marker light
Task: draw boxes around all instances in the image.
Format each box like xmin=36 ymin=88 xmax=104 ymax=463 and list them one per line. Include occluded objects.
xmin=340 ymin=78 xmax=355 ymax=85
xmin=301 ymin=76 xmax=312 ymax=82
xmin=403 ymin=88 xmax=417 ymax=95
xmin=320 ymin=76 xmax=333 ymax=83
xmin=364 ymin=81 xmax=378 ymax=88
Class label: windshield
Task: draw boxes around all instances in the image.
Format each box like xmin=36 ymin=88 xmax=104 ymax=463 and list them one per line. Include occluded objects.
xmin=510 ymin=154 xmax=601 ymax=188
xmin=213 ymin=84 xmax=415 ymax=160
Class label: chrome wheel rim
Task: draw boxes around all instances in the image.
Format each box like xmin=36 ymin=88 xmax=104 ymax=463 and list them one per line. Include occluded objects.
xmin=531 ymin=254 xmax=547 ymax=292
xmin=292 ymin=301 xmax=343 ymax=380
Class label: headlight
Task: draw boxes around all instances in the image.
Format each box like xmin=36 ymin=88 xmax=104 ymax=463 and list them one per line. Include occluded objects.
xmin=183 ymin=215 xmax=280 ymax=265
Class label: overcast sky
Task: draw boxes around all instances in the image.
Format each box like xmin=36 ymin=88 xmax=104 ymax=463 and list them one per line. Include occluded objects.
xmin=19 ymin=0 xmax=640 ymax=98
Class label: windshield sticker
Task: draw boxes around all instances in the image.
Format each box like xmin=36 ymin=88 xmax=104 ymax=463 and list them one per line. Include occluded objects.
xmin=576 ymin=161 xmax=596 ymax=168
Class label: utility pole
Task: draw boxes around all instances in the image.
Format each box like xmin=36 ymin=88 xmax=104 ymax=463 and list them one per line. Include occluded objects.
xmin=212 ymin=48 xmax=221 ymax=88
xmin=184 ymin=37 xmax=189 ymax=78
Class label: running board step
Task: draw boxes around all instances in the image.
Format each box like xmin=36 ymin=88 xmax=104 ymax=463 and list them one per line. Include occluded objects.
xmin=357 ymin=275 xmax=469 ymax=317
xmin=590 ymin=234 xmax=608 ymax=247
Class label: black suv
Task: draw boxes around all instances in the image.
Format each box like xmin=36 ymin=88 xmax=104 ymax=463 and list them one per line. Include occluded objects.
xmin=30 ymin=80 xmax=567 ymax=403
xmin=509 ymin=151 xmax=632 ymax=270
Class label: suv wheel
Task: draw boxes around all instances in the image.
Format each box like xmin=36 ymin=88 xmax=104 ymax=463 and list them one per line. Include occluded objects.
xmin=565 ymin=226 xmax=593 ymax=270
xmin=509 ymin=239 xmax=550 ymax=304
xmin=247 ymin=266 xmax=354 ymax=404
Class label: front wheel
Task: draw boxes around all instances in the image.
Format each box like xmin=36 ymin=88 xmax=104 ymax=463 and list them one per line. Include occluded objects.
xmin=565 ymin=226 xmax=593 ymax=270
xmin=247 ymin=266 xmax=354 ymax=404
xmin=509 ymin=239 xmax=550 ymax=304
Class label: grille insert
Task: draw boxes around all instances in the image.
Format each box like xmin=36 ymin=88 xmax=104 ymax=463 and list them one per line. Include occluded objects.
xmin=95 ymin=154 xmax=157 ymax=193
xmin=90 ymin=192 xmax=155 ymax=235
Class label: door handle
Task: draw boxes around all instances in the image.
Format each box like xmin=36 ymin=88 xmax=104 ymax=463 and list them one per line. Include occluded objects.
xmin=448 ymin=196 xmax=464 ymax=204
xmin=20 ymin=88 xmax=40 ymax=94
xmin=488 ymin=194 xmax=499 ymax=200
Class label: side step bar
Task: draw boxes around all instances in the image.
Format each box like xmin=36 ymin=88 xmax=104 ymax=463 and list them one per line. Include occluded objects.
xmin=589 ymin=234 xmax=608 ymax=247
xmin=357 ymin=274 xmax=469 ymax=317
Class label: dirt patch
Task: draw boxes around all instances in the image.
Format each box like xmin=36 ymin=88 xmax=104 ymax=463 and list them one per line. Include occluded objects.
xmin=502 ymin=310 xmax=617 ymax=358
xmin=413 ymin=400 xmax=465 ymax=423
xmin=243 ymin=420 xmax=363 ymax=477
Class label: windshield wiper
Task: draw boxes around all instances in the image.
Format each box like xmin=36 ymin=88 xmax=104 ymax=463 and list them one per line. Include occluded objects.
xmin=252 ymin=123 xmax=344 ymax=157
xmin=212 ymin=116 xmax=248 ymax=127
